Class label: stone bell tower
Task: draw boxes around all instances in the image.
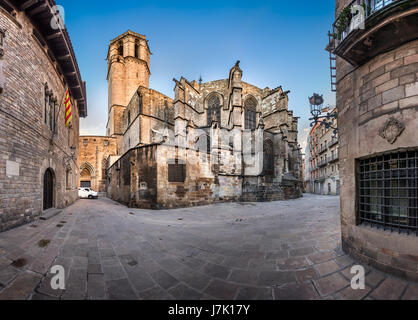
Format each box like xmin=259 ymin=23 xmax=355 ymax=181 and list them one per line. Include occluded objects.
xmin=106 ymin=30 xmax=151 ymax=144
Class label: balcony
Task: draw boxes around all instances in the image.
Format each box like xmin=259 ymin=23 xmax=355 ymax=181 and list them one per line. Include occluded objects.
xmin=318 ymin=145 xmax=328 ymax=154
xmin=318 ymin=158 xmax=328 ymax=167
xmin=328 ymin=138 xmax=338 ymax=148
xmin=329 ymin=153 xmax=339 ymax=163
xmin=330 ymin=0 xmax=418 ymax=66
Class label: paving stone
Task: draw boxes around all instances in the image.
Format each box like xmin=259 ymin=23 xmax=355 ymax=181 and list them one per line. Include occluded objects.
xmin=88 ymin=264 xmax=103 ymax=274
xmin=274 ymin=282 xmax=320 ymax=300
xmin=150 ymin=269 xmax=179 ymax=290
xmin=138 ymin=285 xmax=174 ymax=300
xmin=257 ymin=271 xmax=296 ymax=286
xmin=334 ymin=285 xmax=371 ymax=300
xmin=370 ymin=277 xmax=408 ymax=300
xmin=202 ymin=263 xmax=231 ymax=280
xmin=235 ymin=286 xmax=273 ymax=300
xmin=0 ymin=266 xmax=19 ymax=286
xmin=0 ymin=272 xmax=42 ymax=300
xmin=173 ymin=267 xmax=211 ymax=291
xmin=402 ymin=284 xmax=418 ymax=300
xmin=314 ymin=260 xmax=340 ymax=277
xmin=87 ymin=274 xmax=106 ymax=300
xmin=277 ymin=257 xmax=310 ymax=271
xmin=228 ymin=269 xmax=259 ymax=285
xmin=334 ymin=255 xmax=354 ymax=269
xmin=365 ymin=269 xmax=387 ymax=288
xmin=314 ymin=273 xmax=349 ymax=297
xmin=106 ymin=278 xmax=137 ymax=300
xmin=289 ymin=247 xmax=315 ymax=257
xmin=295 ymin=267 xmax=319 ymax=282
xmin=103 ymin=264 xmax=127 ymax=281
xmin=168 ymin=283 xmax=203 ymax=300
xmin=204 ymin=279 xmax=239 ymax=300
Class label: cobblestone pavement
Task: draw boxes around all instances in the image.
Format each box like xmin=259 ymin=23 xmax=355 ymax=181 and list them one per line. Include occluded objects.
xmin=0 ymin=194 xmax=416 ymax=300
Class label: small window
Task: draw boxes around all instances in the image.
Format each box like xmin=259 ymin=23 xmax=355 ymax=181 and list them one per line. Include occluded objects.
xmin=83 ymin=139 xmax=88 ymax=146
xmin=168 ymin=160 xmax=186 ymax=183
xmin=135 ymin=40 xmax=139 ymax=58
xmin=104 ymin=140 xmax=109 ymax=146
xmin=118 ymin=40 xmax=123 ymax=56
xmin=128 ymin=111 xmax=131 ymax=124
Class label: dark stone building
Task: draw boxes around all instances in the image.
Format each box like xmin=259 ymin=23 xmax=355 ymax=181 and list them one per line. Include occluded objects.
xmin=331 ymin=0 xmax=418 ymax=280
xmin=0 ymin=0 xmax=87 ymax=231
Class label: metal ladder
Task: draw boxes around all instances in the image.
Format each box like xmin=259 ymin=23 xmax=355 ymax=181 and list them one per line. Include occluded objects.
xmin=327 ymin=31 xmax=337 ymax=93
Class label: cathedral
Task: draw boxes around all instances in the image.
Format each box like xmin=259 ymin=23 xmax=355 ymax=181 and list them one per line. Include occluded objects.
xmin=78 ymin=30 xmax=303 ymax=209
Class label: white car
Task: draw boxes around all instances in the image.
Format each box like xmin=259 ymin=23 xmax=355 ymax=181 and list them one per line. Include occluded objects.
xmin=78 ymin=188 xmax=98 ymax=199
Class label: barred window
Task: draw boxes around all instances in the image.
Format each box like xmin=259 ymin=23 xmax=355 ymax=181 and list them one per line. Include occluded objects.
xmin=207 ymin=95 xmax=221 ymax=125
xmin=357 ymin=150 xmax=418 ymax=235
xmin=244 ymin=97 xmax=257 ymax=130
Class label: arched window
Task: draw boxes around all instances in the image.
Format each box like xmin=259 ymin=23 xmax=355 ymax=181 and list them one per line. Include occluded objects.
xmin=207 ymin=94 xmax=221 ymax=125
xmin=264 ymin=139 xmax=274 ymax=177
xmin=118 ymin=41 xmax=124 ymax=56
xmin=244 ymin=97 xmax=257 ymax=130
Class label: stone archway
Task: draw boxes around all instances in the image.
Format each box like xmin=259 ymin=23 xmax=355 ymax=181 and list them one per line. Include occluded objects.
xmin=79 ymin=162 xmax=95 ymax=189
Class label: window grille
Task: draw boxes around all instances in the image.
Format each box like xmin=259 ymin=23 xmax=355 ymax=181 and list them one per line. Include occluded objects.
xmin=357 ymin=149 xmax=418 ymax=235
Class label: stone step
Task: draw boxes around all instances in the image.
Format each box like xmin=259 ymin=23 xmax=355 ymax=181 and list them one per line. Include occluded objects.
xmin=39 ymin=209 xmax=63 ymax=221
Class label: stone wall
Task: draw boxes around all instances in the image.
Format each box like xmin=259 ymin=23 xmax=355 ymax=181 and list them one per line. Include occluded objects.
xmin=336 ymin=0 xmax=418 ymax=280
xmin=0 ymin=10 xmax=81 ymax=231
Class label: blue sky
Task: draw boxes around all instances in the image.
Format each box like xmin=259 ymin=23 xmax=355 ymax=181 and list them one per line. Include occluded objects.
xmin=59 ymin=0 xmax=336 ymax=148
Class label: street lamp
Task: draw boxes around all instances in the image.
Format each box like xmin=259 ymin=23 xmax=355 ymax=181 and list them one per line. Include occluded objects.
xmin=309 ymin=93 xmax=338 ymax=136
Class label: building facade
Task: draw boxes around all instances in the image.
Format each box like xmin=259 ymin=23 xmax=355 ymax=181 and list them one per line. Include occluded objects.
xmin=331 ymin=0 xmax=418 ymax=280
xmin=306 ymin=108 xmax=340 ymax=196
xmin=0 ymin=0 xmax=87 ymax=232
xmin=78 ymin=136 xmax=117 ymax=194
xmin=84 ymin=31 xmax=303 ymax=209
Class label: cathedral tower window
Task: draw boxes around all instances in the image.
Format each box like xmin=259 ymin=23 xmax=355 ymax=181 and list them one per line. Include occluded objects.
xmin=244 ymin=97 xmax=257 ymax=130
xmin=135 ymin=39 xmax=139 ymax=58
xmin=118 ymin=40 xmax=123 ymax=56
xmin=127 ymin=111 xmax=131 ymax=125
xmin=207 ymin=94 xmax=221 ymax=126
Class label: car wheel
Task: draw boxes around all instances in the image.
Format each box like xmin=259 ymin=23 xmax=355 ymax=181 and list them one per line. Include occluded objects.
xmin=88 ymin=195 xmax=93 ymax=199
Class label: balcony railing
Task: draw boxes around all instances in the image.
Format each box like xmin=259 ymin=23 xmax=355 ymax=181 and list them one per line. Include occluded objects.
xmin=328 ymin=138 xmax=338 ymax=148
xmin=318 ymin=145 xmax=328 ymax=154
xmin=330 ymin=0 xmax=417 ymax=65
xmin=318 ymin=158 xmax=328 ymax=167
xmin=329 ymin=153 xmax=339 ymax=163
xmin=333 ymin=0 xmax=398 ymax=45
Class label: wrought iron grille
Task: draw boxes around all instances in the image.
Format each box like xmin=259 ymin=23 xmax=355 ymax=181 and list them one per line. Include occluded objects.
xmin=357 ymin=149 xmax=418 ymax=235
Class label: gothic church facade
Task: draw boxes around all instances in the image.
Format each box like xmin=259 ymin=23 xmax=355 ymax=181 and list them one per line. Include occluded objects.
xmin=79 ymin=30 xmax=303 ymax=208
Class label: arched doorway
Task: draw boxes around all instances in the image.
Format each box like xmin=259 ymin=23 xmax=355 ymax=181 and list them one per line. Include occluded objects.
xmin=80 ymin=168 xmax=92 ymax=188
xmin=79 ymin=162 xmax=95 ymax=189
xmin=43 ymin=168 xmax=54 ymax=210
